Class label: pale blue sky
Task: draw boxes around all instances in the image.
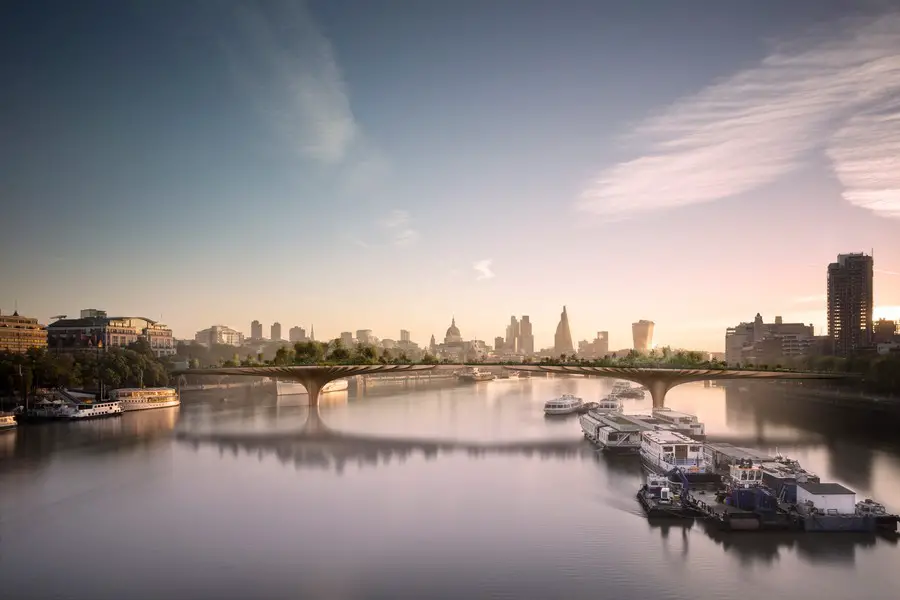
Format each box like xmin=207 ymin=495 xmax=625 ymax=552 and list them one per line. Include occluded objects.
xmin=2 ymin=0 xmax=899 ymax=351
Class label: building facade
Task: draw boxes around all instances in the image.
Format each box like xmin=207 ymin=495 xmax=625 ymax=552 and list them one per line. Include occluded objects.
xmin=270 ymin=322 xmax=282 ymax=341
xmin=519 ymin=316 xmax=534 ymax=356
xmin=250 ymin=320 xmax=263 ymax=340
xmin=725 ymin=313 xmax=815 ymax=366
xmin=0 ymin=311 xmax=48 ymax=353
xmin=194 ymin=325 xmax=245 ymax=347
xmin=553 ymin=307 xmax=574 ymax=356
xmin=47 ymin=309 xmax=175 ymax=356
xmin=827 ymin=252 xmax=873 ymax=356
xmin=400 ymin=330 xmax=410 ymax=343
xmin=289 ymin=326 xmax=308 ymax=343
xmin=632 ymin=320 xmax=654 ymax=352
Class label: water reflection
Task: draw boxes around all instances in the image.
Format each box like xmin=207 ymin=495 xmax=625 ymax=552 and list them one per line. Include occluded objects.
xmin=176 ymin=402 xmax=595 ymax=474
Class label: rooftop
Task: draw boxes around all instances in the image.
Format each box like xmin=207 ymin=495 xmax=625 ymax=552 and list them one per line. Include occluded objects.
xmin=798 ymin=482 xmax=855 ymax=495
xmin=641 ymin=430 xmax=697 ymax=445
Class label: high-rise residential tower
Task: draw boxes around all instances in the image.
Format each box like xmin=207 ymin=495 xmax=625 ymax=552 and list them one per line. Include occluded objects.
xmin=270 ymin=322 xmax=282 ymax=341
xmin=632 ymin=320 xmax=654 ymax=352
xmin=250 ymin=320 xmax=263 ymax=340
xmin=554 ymin=306 xmax=574 ymax=356
xmin=828 ymin=252 xmax=873 ymax=356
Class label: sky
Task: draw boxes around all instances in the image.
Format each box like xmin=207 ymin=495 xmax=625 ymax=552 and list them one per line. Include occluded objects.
xmin=2 ymin=0 xmax=900 ymax=352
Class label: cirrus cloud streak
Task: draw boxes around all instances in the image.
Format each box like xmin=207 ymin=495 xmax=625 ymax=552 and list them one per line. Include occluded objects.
xmin=579 ymin=12 xmax=900 ymax=220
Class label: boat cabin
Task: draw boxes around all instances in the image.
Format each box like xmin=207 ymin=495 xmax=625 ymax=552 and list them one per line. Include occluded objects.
xmin=796 ymin=482 xmax=856 ymax=515
xmin=728 ymin=459 xmax=764 ymax=488
xmin=641 ymin=430 xmax=705 ymax=469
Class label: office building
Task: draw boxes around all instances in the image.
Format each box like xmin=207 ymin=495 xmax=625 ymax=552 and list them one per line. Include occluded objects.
xmin=270 ymin=322 xmax=282 ymax=341
xmin=194 ymin=325 xmax=245 ymax=347
xmin=554 ymin=306 xmax=575 ymax=356
xmin=827 ymin=252 xmax=873 ymax=356
xmin=725 ymin=313 xmax=815 ymax=366
xmin=0 ymin=310 xmax=48 ymax=353
xmin=494 ymin=336 xmax=505 ymax=352
xmin=400 ymin=329 xmax=410 ymax=343
xmin=356 ymin=329 xmax=373 ymax=345
xmin=506 ymin=316 xmax=520 ymax=353
xmin=519 ymin=316 xmax=534 ymax=356
xmin=289 ymin=326 xmax=308 ymax=343
xmin=632 ymin=320 xmax=654 ymax=352
xmin=250 ymin=320 xmax=263 ymax=340
xmin=340 ymin=331 xmax=353 ymax=346
xmin=873 ymin=319 xmax=897 ymax=344
xmin=47 ymin=309 xmax=175 ymax=357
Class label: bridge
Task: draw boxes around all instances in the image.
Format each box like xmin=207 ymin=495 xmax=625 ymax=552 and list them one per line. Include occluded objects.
xmin=174 ymin=364 xmax=851 ymax=408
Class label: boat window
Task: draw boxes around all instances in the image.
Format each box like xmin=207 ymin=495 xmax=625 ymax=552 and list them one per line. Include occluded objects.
xmin=689 ymin=446 xmax=700 ymax=452
xmin=662 ymin=446 xmax=673 ymax=453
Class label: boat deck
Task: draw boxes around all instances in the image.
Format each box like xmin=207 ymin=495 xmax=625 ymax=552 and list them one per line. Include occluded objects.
xmin=705 ymin=443 xmax=774 ymax=471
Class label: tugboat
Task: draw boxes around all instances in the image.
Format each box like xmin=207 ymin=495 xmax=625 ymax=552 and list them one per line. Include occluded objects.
xmin=637 ymin=468 xmax=701 ymax=519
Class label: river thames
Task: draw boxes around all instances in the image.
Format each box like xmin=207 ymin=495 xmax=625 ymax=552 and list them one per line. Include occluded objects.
xmin=2 ymin=377 xmax=899 ymax=600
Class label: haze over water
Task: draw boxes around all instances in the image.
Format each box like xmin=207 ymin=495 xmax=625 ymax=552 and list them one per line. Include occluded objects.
xmin=2 ymin=379 xmax=899 ymax=600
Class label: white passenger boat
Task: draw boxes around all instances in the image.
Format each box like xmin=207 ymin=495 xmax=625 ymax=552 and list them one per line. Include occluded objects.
xmin=611 ymin=381 xmax=645 ymax=399
xmin=110 ymin=387 xmax=181 ymax=411
xmin=639 ymin=430 xmax=717 ymax=483
xmin=544 ymin=394 xmax=583 ymax=415
xmin=0 ymin=413 xmax=16 ymax=431
xmin=275 ymin=379 xmax=349 ymax=396
xmin=59 ymin=398 xmax=123 ymax=420
xmin=593 ymin=396 xmax=623 ymax=414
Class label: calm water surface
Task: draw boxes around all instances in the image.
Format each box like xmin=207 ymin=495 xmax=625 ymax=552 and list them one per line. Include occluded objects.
xmin=2 ymin=378 xmax=899 ymax=600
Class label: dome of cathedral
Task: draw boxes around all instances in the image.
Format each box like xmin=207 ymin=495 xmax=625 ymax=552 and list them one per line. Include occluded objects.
xmin=444 ymin=317 xmax=462 ymax=341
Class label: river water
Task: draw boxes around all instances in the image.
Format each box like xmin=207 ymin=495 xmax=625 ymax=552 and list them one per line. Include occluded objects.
xmin=1 ymin=377 xmax=899 ymax=600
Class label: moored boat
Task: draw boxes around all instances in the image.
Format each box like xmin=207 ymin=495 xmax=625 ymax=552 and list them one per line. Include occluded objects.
xmin=58 ymin=396 xmax=123 ymax=420
xmin=651 ymin=408 xmax=706 ymax=439
xmin=544 ymin=394 xmax=583 ymax=415
xmin=458 ymin=367 xmax=495 ymax=383
xmin=110 ymin=387 xmax=181 ymax=411
xmin=0 ymin=413 xmax=17 ymax=431
xmin=639 ymin=430 xmax=719 ymax=485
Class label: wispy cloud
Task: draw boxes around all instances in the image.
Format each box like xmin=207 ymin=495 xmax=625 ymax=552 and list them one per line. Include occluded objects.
xmin=473 ymin=259 xmax=495 ymax=281
xmin=792 ymin=294 xmax=827 ymax=305
xmin=378 ymin=210 xmax=420 ymax=247
xmin=226 ymin=1 xmax=358 ymax=165
xmin=875 ymin=268 xmax=900 ymax=277
xmin=579 ymin=12 xmax=900 ymax=220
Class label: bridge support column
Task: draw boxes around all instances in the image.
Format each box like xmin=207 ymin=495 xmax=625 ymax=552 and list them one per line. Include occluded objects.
xmin=645 ymin=379 xmax=673 ymax=409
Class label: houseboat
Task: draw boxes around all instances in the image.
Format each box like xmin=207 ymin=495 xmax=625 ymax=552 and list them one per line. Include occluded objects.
xmin=795 ymin=482 xmax=898 ymax=533
xmin=544 ymin=394 xmax=583 ymax=415
xmin=639 ymin=430 xmax=717 ymax=484
xmin=110 ymin=387 xmax=181 ymax=411
xmin=1 ymin=413 xmax=16 ymax=431
xmin=652 ymin=408 xmax=706 ymax=439
xmin=458 ymin=367 xmax=495 ymax=383
xmin=275 ymin=379 xmax=348 ymax=396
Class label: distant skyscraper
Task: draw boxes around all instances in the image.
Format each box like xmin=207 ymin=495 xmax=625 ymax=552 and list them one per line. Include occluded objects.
xmin=632 ymin=320 xmax=654 ymax=352
xmin=400 ymin=329 xmax=410 ymax=343
xmin=519 ymin=316 xmax=534 ymax=356
xmin=356 ymin=329 xmax=373 ymax=345
xmin=340 ymin=331 xmax=353 ymax=346
xmin=596 ymin=331 xmax=609 ymax=357
xmin=310 ymin=325 xmax=315 ymax=341
xmin=270 ymin=322 xmax=282 ymax=341
xmin=250 ymin=320 xmax=263 ymax=340
xmin=494 ymin=336 xmax=505 ymax=351
xmin=828 ymin=252 xmax=873 ymax=356
xmin=554 ymin=306 xmax=574 ymax=356
xmin=289 ymin=326 xmax=307 ymax=342
xmin=505 ymin=316 xmax=520 ymax=352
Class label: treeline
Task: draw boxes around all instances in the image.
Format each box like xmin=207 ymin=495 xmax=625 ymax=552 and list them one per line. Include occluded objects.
xmin=0 ymin=339 xmax=170 ymax=398
xmin=787 ymin=352 xmax=900 ymax=395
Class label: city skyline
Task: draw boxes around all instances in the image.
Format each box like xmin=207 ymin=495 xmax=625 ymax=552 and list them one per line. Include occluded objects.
xmin=3 ymin=1 xmax=900 ymax=351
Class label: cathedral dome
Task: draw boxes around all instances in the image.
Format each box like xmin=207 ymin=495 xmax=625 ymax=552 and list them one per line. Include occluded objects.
xmin=444 ymin=317 xmax=462 ymax=343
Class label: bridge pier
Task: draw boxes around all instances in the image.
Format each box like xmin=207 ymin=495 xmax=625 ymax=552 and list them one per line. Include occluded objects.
xmin=645 ymin=379 xmax=674 ymax=409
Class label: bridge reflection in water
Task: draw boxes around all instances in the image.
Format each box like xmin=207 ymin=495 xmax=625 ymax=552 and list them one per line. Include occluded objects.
xmin=175 ymin=404 xmax=595 ymax=474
